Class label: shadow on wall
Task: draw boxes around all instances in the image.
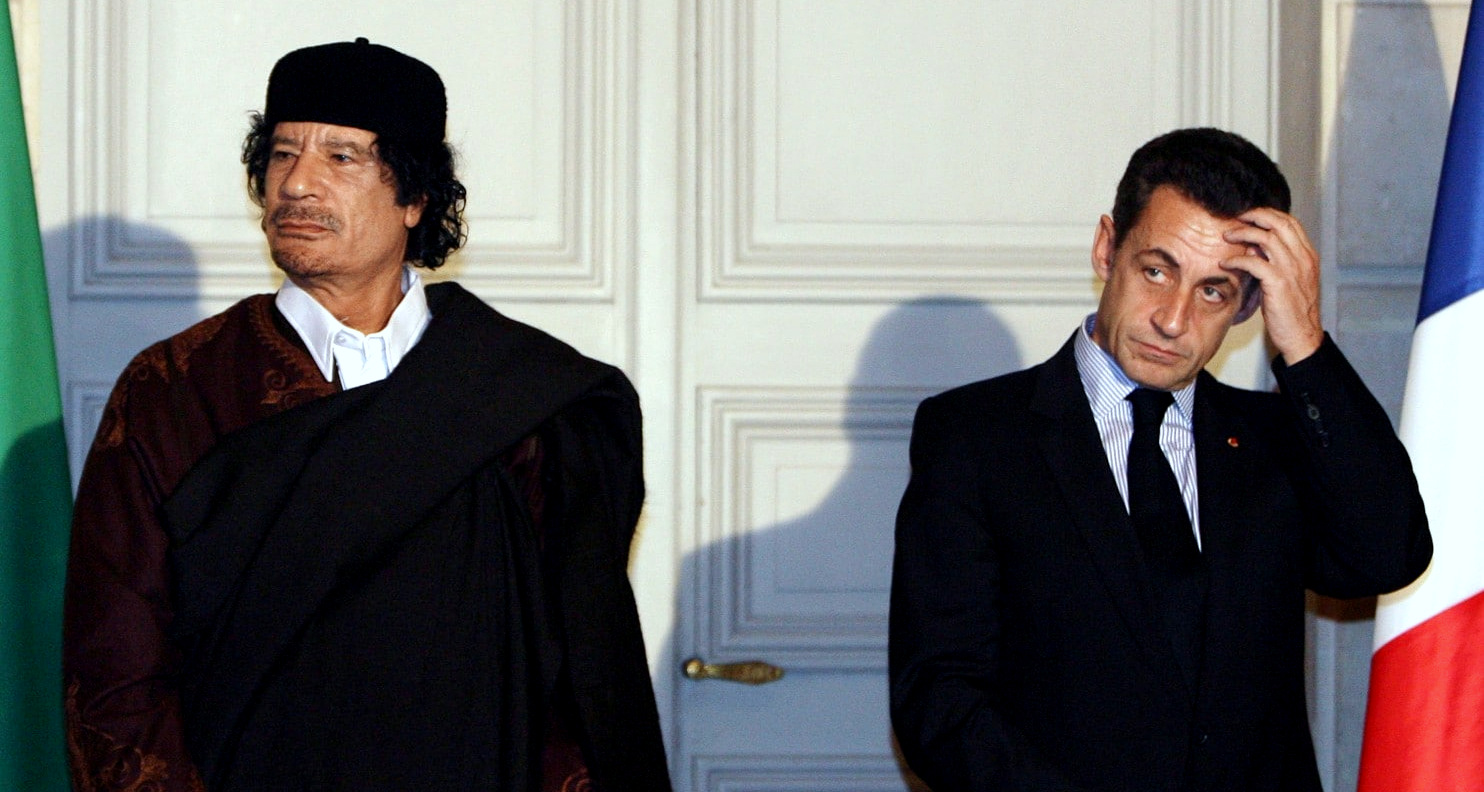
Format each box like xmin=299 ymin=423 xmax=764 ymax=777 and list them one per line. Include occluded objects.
xmin=1309 ymin=5 xmax=1449 ymax=792
xmin=1328 ymin=2 xmax=1451 ymax=422
xmin=667 ymin=296 xmax=1021 ymax=790
xmin=9 ymin=217 xmax=204 ymax=787
xmin=1311 ymin=4 xmax=1450 ymax=619
xmin=43 ymin=216 xmax=206 ymax=485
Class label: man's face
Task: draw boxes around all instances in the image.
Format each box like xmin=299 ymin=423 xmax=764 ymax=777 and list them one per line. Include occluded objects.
xmin=1090 ymin=185 xmax=1248 ymax=391
xmin=262 ymin=121 xmax=423 ymax=283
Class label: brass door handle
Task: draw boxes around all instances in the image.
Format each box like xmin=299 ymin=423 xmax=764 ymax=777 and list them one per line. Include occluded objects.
xmin=682 ymin=657 xmax=784 ymax=685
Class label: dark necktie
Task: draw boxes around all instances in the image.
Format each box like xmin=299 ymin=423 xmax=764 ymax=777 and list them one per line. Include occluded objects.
xmin=1124 ymin=388 xmax=1200 ymax=571
xmin=1125 ymin=388 xmax=1206 ymax=685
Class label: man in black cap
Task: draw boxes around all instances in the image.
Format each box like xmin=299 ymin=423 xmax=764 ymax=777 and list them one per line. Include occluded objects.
xmin=63 ymin=39 xmax=672 ymax=791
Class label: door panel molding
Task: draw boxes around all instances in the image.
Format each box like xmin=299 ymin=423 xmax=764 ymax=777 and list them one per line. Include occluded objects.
xmin=695 ymin=386 xmax=930 ymax=670
xmin=695 ymin=0 xmax=1274 ymax=302
xmin=63 ymin=0 xmax=633 ymax=302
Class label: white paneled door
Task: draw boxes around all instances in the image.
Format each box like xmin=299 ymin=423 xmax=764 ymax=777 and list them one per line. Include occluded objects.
xmin=666 ymin=3 xmax=1277 ymax=789
xmin=38 ymin=2 xmax=1280 ymax=789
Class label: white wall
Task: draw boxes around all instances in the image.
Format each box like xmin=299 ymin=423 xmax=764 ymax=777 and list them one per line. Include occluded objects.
xmin=14 ymin=2 xmax=1463 ymax=789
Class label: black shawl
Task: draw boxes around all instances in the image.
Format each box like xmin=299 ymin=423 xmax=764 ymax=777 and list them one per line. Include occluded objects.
xmin=163 ymin=283 xmax=669 ymax=791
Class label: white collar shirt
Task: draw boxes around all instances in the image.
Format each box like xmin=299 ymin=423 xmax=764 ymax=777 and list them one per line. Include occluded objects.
xmin=1073 ymin=313 xmax=1202 ymax=548
xmin=274 ymin=265 xmax=432 ymax=390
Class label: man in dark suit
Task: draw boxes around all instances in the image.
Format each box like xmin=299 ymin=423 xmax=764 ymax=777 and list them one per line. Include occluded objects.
xmin=889 ymin=128 xmax=1432 ymax=792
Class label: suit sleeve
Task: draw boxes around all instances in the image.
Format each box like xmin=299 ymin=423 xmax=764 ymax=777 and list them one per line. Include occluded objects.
xmin=62 ymin=372 xmax=206 ymax=792
xmin=1270 ymin=334 xmax=1432 ymax=597
xmin=889 ymin=395 xmax=1088 ymax=792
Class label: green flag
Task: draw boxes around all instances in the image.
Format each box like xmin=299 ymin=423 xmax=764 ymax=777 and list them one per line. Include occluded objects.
xmin=0 ymin=7 xmax=75 ymax=790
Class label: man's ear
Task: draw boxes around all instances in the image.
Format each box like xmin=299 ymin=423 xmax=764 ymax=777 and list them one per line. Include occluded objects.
xmin=403 ymin=195 xmax=427 ymax=230
xmin=1091 ymin=214 xmax=1117 ymax=282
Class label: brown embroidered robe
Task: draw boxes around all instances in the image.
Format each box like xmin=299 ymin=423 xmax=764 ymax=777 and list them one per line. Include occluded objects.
xmin=64 ymin=282 xmax=671 ymax=792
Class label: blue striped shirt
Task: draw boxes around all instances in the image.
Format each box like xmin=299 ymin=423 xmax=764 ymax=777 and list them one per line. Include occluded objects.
xmin=1073 ymin=315 xmax=1202 ymax=549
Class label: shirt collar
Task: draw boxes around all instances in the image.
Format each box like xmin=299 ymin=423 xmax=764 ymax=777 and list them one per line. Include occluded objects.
xmin=1073 ymin=313 xmax=1196 ymax=423
xmin=274 ymin=266 xmax=432 ymax=383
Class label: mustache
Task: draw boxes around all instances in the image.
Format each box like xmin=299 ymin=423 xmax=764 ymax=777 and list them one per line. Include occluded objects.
xmin=269 ymin=206 xmax=340 ymax=231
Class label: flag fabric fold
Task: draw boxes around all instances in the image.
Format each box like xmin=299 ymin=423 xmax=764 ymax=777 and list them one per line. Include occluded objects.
xmin=0 ymin=7 xmax=75 ymax=790
xmin=1358 ymin=3 xmax=1484 ymax=790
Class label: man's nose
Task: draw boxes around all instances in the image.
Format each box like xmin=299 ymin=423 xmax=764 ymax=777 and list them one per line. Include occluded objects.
xmin=1151 ymin=290 xmax=1191 ymax=338
xmin=279 ymin=156 xmax=323 ymax=199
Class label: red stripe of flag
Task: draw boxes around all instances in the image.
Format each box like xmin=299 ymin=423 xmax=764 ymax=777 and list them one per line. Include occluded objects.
xmin=1359 ymin=589 xmax=1484 ymax=791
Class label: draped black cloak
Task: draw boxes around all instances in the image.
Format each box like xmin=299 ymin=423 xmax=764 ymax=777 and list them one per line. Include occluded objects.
xmin=158 ymin=283 xmax=670 ymax=791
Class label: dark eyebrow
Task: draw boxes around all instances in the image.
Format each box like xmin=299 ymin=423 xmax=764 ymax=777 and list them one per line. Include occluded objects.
xmin=1136 ymin=249 xmax=1239 ymax=289
xmin=268 ymin=134 xmax=373 ymax=158
xmin=322 ymin=137 xmax=374 ymax=156
xmin=1134 ymin=248 xmax=1180 ymax=269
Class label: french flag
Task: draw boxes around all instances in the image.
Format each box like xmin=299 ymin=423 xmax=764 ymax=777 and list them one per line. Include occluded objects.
xmin=1358 ymin=3 xmax=1484 ymax=790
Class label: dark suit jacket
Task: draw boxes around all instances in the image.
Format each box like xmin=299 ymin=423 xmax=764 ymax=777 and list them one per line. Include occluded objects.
xmin=889 ymin=333 xmax=1431 ymax=792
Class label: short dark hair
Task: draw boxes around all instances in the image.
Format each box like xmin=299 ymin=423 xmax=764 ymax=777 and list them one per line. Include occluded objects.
xmin=242 ymin=113 xmax=468 ymax=269
xmin=1110 ymin=127 xmax=1290 ymax=249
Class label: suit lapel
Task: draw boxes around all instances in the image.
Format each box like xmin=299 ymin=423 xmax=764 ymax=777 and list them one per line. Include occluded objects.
xmin=1031 ymin=337 xmax=1188 ymax=689
xmin=1191 ymin=373 xmax=1261 ymax=593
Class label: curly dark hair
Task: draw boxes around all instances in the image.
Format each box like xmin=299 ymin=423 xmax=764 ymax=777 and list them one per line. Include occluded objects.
xmin=242 ymin=112 xmax=467 ymax=269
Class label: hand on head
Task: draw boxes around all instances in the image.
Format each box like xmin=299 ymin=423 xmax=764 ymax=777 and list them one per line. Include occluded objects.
xmin=1220 ymin=208 xmax=1324 ymax=364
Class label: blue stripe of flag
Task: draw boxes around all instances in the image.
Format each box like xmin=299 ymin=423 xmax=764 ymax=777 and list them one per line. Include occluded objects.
xmin=1421 ymin=0 xmax=1484 ymax=324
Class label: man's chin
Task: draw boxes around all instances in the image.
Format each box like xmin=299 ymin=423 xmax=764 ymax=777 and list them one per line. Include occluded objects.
xmin=270 ymin=251 xmax=334 ymax=280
